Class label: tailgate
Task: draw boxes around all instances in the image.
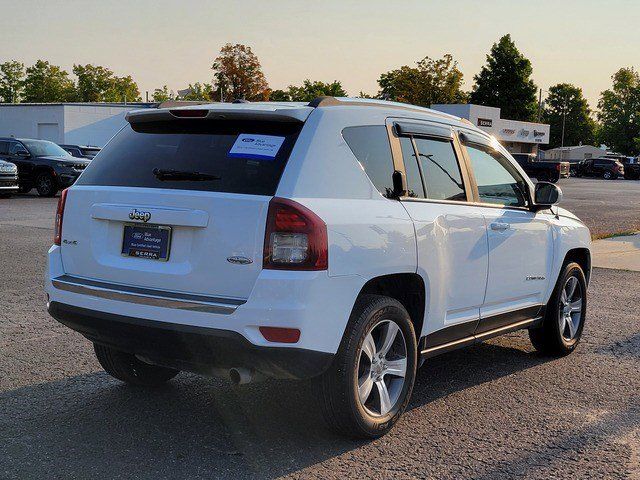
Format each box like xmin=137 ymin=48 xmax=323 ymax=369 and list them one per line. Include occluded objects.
xmin=61 ymin=187 xmax=268 ymax=299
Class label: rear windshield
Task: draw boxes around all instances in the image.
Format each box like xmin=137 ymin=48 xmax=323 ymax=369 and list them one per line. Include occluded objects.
xmin=76 ymin=119 xmax=302 ymax=195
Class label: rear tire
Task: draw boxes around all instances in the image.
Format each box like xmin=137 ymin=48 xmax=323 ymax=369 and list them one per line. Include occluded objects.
xmin=603 ymin=171 xmax=613 ymax=180
xmin=94 ymin=343 xmax=179 ymax=386
xmin=35 ymin=172 xmax=58 ymax=197
xmin=529 ymin=262 xmax=587 ymax=356
xmin=318 ymin=294 xmax=417 ymax=438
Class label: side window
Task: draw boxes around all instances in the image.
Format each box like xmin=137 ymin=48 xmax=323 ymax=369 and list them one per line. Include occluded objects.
xmin=413 ymin=137 xmax=466 ymax=201
xmin=466 ymin=145 xmax=529 ymax=207
xmin=0 ymin=141 xmax=9 ymax=155
xmin=399 ymin=136 xmax=425 ymax=198
xmin=9 ymin=142 xmax=28 ymax=155
xmin=343 ymin=126 xmax=395 ymax=198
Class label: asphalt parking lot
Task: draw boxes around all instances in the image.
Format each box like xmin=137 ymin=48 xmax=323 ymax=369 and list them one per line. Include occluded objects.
xmin=557 ymin=177 xmax=640 ymax=237
xmin=1 ymin=178 xmax=639 ymax=479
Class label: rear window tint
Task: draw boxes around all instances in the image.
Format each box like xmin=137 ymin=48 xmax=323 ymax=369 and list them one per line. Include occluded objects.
xmin=342 ymin=126 xmax=394 ymax=197
xmin=76 ymin=120 xmax=302 ymax=195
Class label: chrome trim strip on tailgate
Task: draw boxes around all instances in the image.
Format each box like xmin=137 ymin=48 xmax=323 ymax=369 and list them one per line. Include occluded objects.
xmin=51 ymin=275 xmax=245 ymax=314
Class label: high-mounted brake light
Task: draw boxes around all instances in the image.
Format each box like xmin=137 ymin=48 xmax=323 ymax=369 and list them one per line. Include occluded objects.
xmin=53 ymin=188 xmax=68 ymax=246
xmin=263 ymin=197 xmax=328 ymax=271
xmin=169 ymin=109 xmax=208 ymax=118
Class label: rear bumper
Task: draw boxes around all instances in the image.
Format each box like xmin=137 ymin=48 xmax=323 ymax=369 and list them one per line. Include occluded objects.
xmin=48 ymin=301 xmax=334 ymax=379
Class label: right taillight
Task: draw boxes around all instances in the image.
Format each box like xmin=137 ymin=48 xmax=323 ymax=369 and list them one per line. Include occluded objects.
xmin=263 ymin=197 xmax=328 ymax=271
xmin=53 ymin=188 xmax=68 ymax=246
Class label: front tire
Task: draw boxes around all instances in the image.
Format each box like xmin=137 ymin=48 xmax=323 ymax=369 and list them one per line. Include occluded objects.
xmin=35 ymin=172 xmax=58 ymax=197
xmin=529 ymin=262 xmax=587 ymax=356
xmin=603 ymin=171 xmax=613 ymax=180
xmin=318 ymin=295 xmax=417 ymax=438
xmin=94 ymin=343 xmax=179 ymax=386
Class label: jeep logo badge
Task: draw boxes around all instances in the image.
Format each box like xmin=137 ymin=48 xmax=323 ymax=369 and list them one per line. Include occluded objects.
xmin=129 ymin=209 xmax=151 ymax=223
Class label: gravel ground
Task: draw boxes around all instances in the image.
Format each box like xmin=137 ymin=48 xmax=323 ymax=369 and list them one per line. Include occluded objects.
xmin=1 ymin=191 xmax=640 ymax=479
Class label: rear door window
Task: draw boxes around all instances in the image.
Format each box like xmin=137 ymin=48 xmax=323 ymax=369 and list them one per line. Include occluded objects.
xmin=342 ymin=126 xmax=395 ymax=198
xmin=76 ymin=120 xmax=302 ymax=196
xmin=413 ymin=137 xmax=466 ymax=201
xmin=399 ymin=137 xmax=425 ymax=198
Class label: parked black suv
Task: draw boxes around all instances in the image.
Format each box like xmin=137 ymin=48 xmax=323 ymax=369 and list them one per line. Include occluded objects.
xmin=575 ymin=157 xmax=625 ymax=180
xmin=59 ymin=144 xmax=101 ymax=160
xmin=617 ymin=157 xmax=640 ymax=180
xmin=0 ymin=138 xmax=90 ymax=196
xmin=511 ymin=153 xmax=570 ymax=183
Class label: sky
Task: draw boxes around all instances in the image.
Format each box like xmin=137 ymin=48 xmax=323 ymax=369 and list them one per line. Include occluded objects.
xmin=1 ymin=0 xmax=638 ymax=108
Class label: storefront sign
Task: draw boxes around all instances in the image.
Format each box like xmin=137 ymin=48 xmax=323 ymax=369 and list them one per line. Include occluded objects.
xmin=477 ymin=118 xmax=493 ymax=127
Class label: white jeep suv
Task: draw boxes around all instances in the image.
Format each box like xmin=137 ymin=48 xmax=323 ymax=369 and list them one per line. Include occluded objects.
xmin=46 ymin=97 xmax=591 ymax=438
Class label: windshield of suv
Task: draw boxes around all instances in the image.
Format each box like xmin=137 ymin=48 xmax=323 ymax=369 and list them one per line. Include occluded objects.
xmin=76 ymin=119 xmax=303 ymax=195
xmin=21 ymin=140 xmax=71 ymax=158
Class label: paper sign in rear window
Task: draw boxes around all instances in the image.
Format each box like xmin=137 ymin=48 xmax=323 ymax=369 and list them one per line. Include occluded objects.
xmin=228 ymin=134 xmax=286 ymax=161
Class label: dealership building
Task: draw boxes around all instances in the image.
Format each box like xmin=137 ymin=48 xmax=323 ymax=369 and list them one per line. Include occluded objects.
xmin=431 ymin=104 xmax=550 ymax=155
xmin=0 ymin=103 xmax=154 ymax=147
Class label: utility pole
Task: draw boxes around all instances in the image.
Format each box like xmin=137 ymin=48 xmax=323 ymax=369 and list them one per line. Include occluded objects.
xmin=537 ymin=88 xmax=542 ymax=123
xmin=561 ymin=96 xmax=567 ymax=148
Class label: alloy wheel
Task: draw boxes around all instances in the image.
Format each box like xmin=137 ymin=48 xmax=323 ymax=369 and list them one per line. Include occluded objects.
xmin=38 ymin=175 xmax=52 ymax=193
xmin=357 ymin=319 xmax=408 ymax=417
xmin=558 ymin=275 xmax=583 ymax=342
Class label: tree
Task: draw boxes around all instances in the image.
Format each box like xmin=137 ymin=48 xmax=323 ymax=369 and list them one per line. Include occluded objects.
xmin=269 ymin=79 xmax=347 ymax=102
xmin=211 ymin=43 xmax=269 ymax=101
xmin=377 ymin=54 xmax=466 ymax=107
xmin=543 ymin=83 xmax=596 ymax=148
xmin=286 ymin=80 xmax=347 ymax=101
xmin=73 ymin=64 xmax=114 ymax=102
xmin=22 ymin=60 xmax=76 ymax=102
xmin=152 ymin=85 xmax=173 ymax=102
xmin=469 ymin=34 xmax=538 ymax=121
xmin=0 ymin=61 xmax=25 ymax=103
xmin=269 ymin=89 xmax=289 ymax=101
xmin=73 ymin=64 xmax=141 ymax=102
xmin=106 ymin=75 xmax=141 ymax=102
xmin=597 ymin=67 xmax=640 ymax=155
xmin=178 ymin=82 xmax=214 ymax=101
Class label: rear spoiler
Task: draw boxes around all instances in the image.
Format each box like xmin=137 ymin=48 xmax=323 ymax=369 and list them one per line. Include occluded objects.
xmin=126 ymin=106 xmax=313 ymax=124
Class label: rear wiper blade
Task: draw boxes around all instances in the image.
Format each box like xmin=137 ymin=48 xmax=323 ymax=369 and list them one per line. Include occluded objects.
xmin=152 ymin=168 xmax=221 ymax=181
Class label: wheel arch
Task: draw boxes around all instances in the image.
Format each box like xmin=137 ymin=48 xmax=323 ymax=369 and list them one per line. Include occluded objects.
xmin=356 ymin=273 xmax=426 ymax=340
xmin=563 ymin=247 xmax=591 ymax=285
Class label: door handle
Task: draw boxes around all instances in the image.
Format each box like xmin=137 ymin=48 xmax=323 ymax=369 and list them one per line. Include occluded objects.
xmin=490 ymin=222 xmax=510 ymax=231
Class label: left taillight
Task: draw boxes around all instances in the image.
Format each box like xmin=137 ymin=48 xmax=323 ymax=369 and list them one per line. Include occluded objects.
xmin=263 ymin=197 xmax=328 ymax=271
xmin=53 ymin=188 xmax=68 ymax=246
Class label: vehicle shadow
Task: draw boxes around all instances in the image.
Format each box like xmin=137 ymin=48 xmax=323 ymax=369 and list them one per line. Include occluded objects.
xmin=0 ymin=339 xmax=550 ymax=480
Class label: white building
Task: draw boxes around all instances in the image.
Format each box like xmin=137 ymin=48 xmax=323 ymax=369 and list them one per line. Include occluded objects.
xmin=543 ymin=145 xmax=607 ymax=163
xmin=0 ymin=103 xmax=154 ymax=147
xmin=430 ymin=104 xmax=550 ymax=155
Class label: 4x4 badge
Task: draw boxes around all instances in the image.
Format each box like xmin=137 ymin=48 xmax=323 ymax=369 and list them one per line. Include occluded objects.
xmin=129 ymin=209 xmax=151 ymax=223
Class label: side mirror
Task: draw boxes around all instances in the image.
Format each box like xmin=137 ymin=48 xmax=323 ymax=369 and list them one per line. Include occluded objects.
xmin=533 ymin=182 xmax=562 ymax=210
xmin=16 ymin=150 xmax=30 ymax=157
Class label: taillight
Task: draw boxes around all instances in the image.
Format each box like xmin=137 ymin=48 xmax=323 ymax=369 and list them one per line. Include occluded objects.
xmin=53 ymin=188 xmax=68 ymax=246
xmin=556 ymin=163 xmax=561 ymax=171
xmin=263 ymin=197 xmax=328 ymax=270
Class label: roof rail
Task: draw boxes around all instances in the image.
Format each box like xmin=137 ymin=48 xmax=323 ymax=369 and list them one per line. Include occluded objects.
xmin=308 ymin=96 xmax=341 ymax=108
